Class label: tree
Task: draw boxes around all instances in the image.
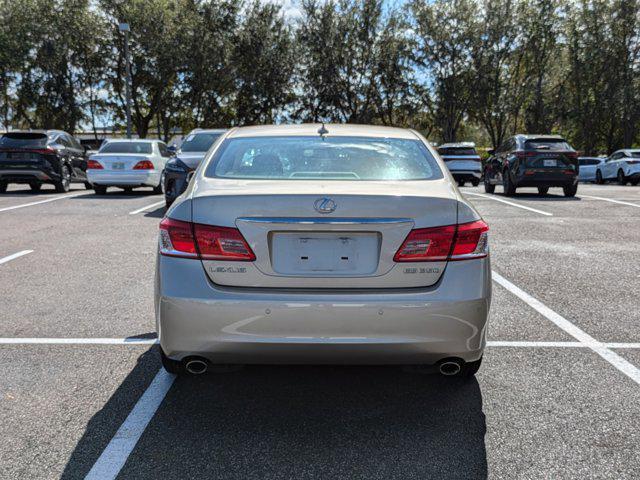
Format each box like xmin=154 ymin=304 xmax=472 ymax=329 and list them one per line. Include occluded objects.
xmin=231 ymin=1 xmax=296 ymax=125
xmin=412 ymin=0 xmax=478 ymax=142
xmin=469 ymin=0 xmax=523 ymax=149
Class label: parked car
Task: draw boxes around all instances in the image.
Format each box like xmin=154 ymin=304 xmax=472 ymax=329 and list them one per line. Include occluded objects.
xmin=163 ymin=128 xmax=226 ymax=207
xmin=595 ymin=150 xmax=640 ymax=185
xmin=86 ymin=139 xmax=172 ymax=194
xmin=436 ymin=142 xmax=481 ymax=186
xmin=483 ymin=134 xmax=579 ymax=197
xmin=0 ymin=130 xmax=90 ymax=193
xmin=578 ymin=157 xmax=605 ymax=183
xmin=156 ymin=124 xmax=491 ymax=378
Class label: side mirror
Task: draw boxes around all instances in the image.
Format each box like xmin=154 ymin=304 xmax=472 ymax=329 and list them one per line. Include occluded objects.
xmin=487 ymin=149 xmax=495 ymax=156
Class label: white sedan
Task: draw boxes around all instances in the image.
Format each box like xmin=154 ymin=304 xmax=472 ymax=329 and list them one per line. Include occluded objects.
xmin=87 ymin=139 xmax=172 ymax=194
xmin=596 ymin=150 xmax=640 ymax=185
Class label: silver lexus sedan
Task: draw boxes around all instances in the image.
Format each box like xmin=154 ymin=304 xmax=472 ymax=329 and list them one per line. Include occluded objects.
xmin=155 ymin=124 xmax=491 ymax=377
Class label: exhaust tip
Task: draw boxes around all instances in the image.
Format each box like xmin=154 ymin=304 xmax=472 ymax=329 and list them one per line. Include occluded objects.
xmin=439 ymin=360 xmax=462 ymax=376
xmin=184 ymin=358 xmax=208 ymax=375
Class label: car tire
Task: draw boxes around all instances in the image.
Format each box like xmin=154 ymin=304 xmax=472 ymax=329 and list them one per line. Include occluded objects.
xmin=84 ymin=182 xmax=93 ymax=190
xmin=54 ymin=165 xmax=71 ymax=193
xmin=29 ymin=182 xmax=42 ymax=192
xmin=0 ymin=181 xmax=7 ymax=193
xmin=457 ymin=179 xmax=465 ymax=187
xmin=123 ymin=187 xmax=133 ymax=193
xmin=165 ymin=197 xmax=174 ymax=209
xmin=160 ymin=349 xmax=184 ymax=375
xmin=503 ymin=170 xmax=516 ymax=196
xmin=471 ymin=179 xmax=480 ymax=187
xmin=153 ymin=172 xmax=164 ymax=195
xmin=537 ymin=186 xmax=549 ymax=195
xmin=617 ymin=169 xmax=627 ymax=185
xmin=483 ymin=172 xmax=495 ymax=193
xmin=595 ymin=170 xmax=604 ymax=184
xmin=94 ymin=185 xmax=107 ymax=195
xmin=631 ymin=179 xmax=639 ymax=186
xmin=563 ymin=184 xmax=578 ymax=197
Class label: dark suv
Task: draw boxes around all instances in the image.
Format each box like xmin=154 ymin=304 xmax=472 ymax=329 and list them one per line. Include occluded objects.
xmin=0 ymin=130 xmax=90 ymax=193
xmin=483 ymin=134 xmax=579 ymax=197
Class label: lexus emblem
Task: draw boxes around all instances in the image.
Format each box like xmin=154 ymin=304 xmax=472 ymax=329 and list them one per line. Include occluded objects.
xmin=314 ymin=197 xmax=337 ymax=214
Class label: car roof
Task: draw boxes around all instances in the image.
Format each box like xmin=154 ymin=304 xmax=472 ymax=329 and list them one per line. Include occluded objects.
xmin=514 ymin=134 xmax=566 ymax=141
xmin=225 ymin=124 xmax=419 ymax=140
xmin=104 ymin=138 xmax=157 ymax=143
xmin=188 ymin=128 xmax=227 ymax=135
xmin=438 ymin=142 xmax=476 ymax=149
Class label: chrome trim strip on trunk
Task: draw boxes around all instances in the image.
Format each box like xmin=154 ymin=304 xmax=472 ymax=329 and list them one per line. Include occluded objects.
xmin=236 ymin=217 xmax=414 ymax=225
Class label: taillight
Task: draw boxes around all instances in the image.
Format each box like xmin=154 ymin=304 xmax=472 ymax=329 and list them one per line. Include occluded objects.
xmin=194 ymin=224 xmax=255 ymax=261
xmin=394 ymin=220 xmax=489 ymax=262
xmin=627 ymin=160 xmax=640 ymax=165
xmin=87 ymin=159 xmax=103 ymax=169
xmin=393 ymin=225 xmax=456 ymax=262
xmin=159 ymin=218 xmax=198 ymax=258
xmin=30 ymin=148 xmax=57 ymax=155
xmin=133 ymin=160 xmax=154 ymax=170
xmin=450 ymin=220 xmax=489 ymax=260
xmin=159 ymin=218 xmax=255 ymax=261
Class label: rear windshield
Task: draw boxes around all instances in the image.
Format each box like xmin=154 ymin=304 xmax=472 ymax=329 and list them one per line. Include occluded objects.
xmin=437 ymin=147 xmax=477 ymax=156
xmin=630 ymin=151 xmax=640 ymax=158
xmin=180 ymin=132 xmax=222 ymax=153
xmin=0 ymin=133 xmax=48 ymax=148
xmin=206 ymin=136 xmax=443 ymax=181
xmin=525 ymin=139 xmax=573 ymax=151
xmin=579 ymin=158 xmax=601 ymax=166
xmin=99 ymin=142 xmax=152 ymax=154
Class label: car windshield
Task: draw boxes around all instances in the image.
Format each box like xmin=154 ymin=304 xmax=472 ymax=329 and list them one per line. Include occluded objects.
xmin=180 ymin=132 xmax=222 ymax=153
xmin=525 ymin=139 xmax=573 ymax=151
xmin=438 ymin=147 xmax=477 ymax=156
xmin=0 ymin=133 xmax=48 ymax=148
xmin=207 ymin=136 xmax=443 ymax=181
xmin=99 ymin=142 xmax=152 ymax=154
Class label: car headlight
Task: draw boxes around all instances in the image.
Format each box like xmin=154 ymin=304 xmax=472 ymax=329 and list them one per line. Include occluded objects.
xmin=165 ymin=158 xmax=189 ymax=172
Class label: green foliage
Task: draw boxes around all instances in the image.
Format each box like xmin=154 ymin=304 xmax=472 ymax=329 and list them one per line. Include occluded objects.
xmin=0 ymin=0 xmax=639 ymax=151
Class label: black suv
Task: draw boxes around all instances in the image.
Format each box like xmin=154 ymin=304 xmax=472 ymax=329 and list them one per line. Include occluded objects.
xmin=0 ymin=130 xmax=90 ymax=193
xmin=484 ymin=134 xmax=579 ymax=197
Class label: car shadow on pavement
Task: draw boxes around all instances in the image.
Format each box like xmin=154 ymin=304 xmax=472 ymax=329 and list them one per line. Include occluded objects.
xmin=496 ymin=192 xmax=581 ymax=202
xmin=62 ymin=351 xmax=487 ymax=479
xmin=60 ymin=348 xmax=161 ymax=479
xmin=143 ymin=206 xmax=166 ymax=218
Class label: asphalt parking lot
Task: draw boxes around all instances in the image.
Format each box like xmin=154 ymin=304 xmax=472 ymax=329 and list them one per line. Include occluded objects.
xmin=1 ymin=182 xmax=639 ymax=479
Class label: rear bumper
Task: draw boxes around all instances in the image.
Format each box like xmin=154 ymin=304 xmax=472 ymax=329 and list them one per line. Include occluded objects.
xmin=87 ymin=169 xmax=160 ymax=187
xmin=514 ymin=171 xmax=577 ymax=187
xmin=155 ymin=255 xmax=492 ymax=365
xmin=451 ymin=171 xmax=481 ymax=181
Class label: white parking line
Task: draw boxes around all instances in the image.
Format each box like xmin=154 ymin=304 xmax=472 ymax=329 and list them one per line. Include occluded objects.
xmin=85 ymin=368 xmax=175 ymax=480
xmin=493 ymin=271 xmax=640 ymax=386
xmin=464 ymin=191 xmax=553 ymax=216
xmin=129 ymin=200 xmax=164 ymax=215
xmin=487 ymin=341 xmax=582 ymax=348
xmin=580 ymin=195 xmax=640 ymax=209
xmin=0 ymin=250 xmax=33 ymax=265
xmin=0 ymin=191 xmax=87 ymax=213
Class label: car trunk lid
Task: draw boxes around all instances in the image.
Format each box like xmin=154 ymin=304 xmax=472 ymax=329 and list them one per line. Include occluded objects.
xmin=90 ymin=154 xmax=150 ymax=170
xmin=191 ymin=179 xmax=459 ymax=288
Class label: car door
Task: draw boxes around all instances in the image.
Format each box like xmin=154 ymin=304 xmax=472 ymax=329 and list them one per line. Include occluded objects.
xmin=604 ymin=152 xmax=621 ymax=179
xmin=488 ymin=141 xmax=505 ymax=183
xmin=68 ymin=135 xmax=88 ymax=180
xmin=156 ymin=141 xmax=171 ymax=170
